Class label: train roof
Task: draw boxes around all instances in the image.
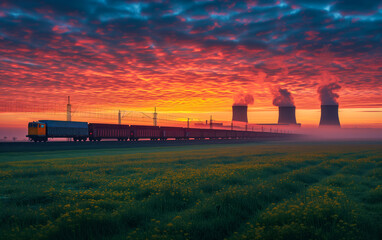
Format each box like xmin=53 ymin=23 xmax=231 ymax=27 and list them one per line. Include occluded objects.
xmin=38 ymin=120 xmax=88 ymax=128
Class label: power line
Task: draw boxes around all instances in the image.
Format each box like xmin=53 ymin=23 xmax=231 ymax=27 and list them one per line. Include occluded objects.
xmin=1 ymin=100 xmax=288 ymax=133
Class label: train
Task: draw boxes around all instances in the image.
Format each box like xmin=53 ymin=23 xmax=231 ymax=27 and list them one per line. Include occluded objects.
xmin=27 ymin=120 xmax=293 ymax=142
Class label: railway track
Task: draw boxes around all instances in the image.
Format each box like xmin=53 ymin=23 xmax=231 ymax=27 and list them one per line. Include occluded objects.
xmin=0 ymin=138 xmax=290 ymax=153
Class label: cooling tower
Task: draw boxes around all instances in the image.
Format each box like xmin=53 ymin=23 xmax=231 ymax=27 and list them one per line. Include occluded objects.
xmin=319 ymin=105 xmax=340 ymax=127
xmin=278 ymin=106 xmax=297 ymax=125
xmin=232 ymin=105 xmax=248 ymax=123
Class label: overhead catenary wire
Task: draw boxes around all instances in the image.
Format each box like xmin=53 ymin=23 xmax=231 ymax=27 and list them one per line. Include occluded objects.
xmin=0 ymin=100 xmax=286 ymax=133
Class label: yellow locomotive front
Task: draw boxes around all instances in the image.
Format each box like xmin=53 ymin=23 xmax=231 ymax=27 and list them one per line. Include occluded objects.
xmin=27 ymin=122 xmax=47 ymax=142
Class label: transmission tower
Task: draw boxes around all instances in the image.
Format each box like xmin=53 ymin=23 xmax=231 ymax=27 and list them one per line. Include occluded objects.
xmin=67 ymin=96 xmax=71 ymax=121
xmin=153 ymin=107 xmax=157 ymax=126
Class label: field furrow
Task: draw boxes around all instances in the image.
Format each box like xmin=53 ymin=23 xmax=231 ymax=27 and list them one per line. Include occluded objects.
xmin=229 ymin=148 xmax=381 ymax=240
xmin=0 ymin=142 xmax=381 ymax=240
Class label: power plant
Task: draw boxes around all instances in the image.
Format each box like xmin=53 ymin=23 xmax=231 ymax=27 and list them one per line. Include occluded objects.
xmin=232 ymin=105 xmax=248 ymax=123
xmin=278 ymin=106 xmax=297 ymax=125
xmin=319 ymin=105 xmax=340 ymax=127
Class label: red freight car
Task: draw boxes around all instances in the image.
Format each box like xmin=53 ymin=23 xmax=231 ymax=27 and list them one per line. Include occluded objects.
xmin=88 ymin=123 xmax=131 ymax=141
xmin=228 ymin=129 xmax=236 ymax=139
xmin=130 ymin=125 xmax=161 ymax=141
xmin=160 ymin=127 xmax=185 ymax=140
xmin=201 ymin=129 xmax=216 ymax=139
xmin=248 ymin=131 xmax=257 ymax=138
xmin=185 ymin=128 xmax=203 ymax=139
xmin=235 ymin=131 xmax=244 ymax=139
xmin=215 ymin=129 xmax=228 ymax=139
xmin=244 ymin=131 xmax=251 ymax=138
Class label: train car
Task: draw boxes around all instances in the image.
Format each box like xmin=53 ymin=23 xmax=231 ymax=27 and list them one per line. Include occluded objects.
xmin=236 ymin=131 xmax=246 ymax=139
xmin=88 ymin=123 xmax=131 ymax=141
xmin=248 ymin=131 xmax=255 ymax=138
xmin=160 ymin=127 xmax=185 ymax=140
xmin=27 ymin=120 xmax=88 ymax=142
xmin=243 ymin=130 xmax=251 ymax=139
xmin=215 ymin=129 xmax=228 ymax=139
xmin=258 ymin=132 xmax=277 ymax=139
xmin=227 ymin=129 xmax=236 ymax=139
xmin=26 ymin=122 xmax=47 ymax=142
xmin=27 ymin=119 xmax=294 ymax=143
xmin=130 ymin=125 xmax=160 ymax=141
xmin=202 ymin=129 xmax=216 ymax=139
xmin=185 ymin=128 xmax=203 ymax=139
xmin=249 ymin=131 xmax=258 ymax=138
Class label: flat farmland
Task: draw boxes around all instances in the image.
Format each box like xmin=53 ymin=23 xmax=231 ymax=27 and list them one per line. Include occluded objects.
xmin=0 ymin=142 xmax=381 ymax=240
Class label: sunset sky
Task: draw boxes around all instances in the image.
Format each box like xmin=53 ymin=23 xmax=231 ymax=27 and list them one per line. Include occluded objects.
xmin=1 ymin=0 xmax=382 ymax=134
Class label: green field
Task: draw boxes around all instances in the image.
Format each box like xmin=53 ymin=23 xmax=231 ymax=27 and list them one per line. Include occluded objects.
xmin=0 ymin=142 xmax=381 ymax=240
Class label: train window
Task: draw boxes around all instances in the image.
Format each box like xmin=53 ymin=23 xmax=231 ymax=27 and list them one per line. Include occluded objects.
xmin=41 ymin=124 xmax=44 ymax=128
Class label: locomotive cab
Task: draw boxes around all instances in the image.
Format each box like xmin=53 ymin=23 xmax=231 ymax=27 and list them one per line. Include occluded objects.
xmin=27 ymin=122 xmax=47 ymax=142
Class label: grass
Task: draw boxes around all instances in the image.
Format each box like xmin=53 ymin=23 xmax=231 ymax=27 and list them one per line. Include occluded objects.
xmin=0 ymin=141 xmax=381 ymax=239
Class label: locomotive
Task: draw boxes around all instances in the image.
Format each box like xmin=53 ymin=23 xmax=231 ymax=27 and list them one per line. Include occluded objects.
xmin=27 ymin=120 xmax=289 ymax=142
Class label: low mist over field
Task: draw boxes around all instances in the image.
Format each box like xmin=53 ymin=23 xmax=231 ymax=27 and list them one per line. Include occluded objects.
xmin=296 ymin=128 xmax=382 ymax=141
xmin=0 ymin=142 xmax=381 ymax=239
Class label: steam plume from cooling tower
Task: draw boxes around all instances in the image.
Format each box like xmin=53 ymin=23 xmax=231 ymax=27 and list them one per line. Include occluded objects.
xmin=318 ymin=83 xmax=341 ymax=105
xmin=233 ymin=93 xmax=254 ymax=106
xmin=272 ymin=87 xmax=295 ymax=107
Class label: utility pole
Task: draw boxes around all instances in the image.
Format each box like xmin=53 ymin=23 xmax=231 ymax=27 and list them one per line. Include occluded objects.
xmin=187 ymin=118 xmax=190 ymax=128
xmin=231 ymin=122 xmax=233 ymax=131
xmin=153 ymin=107 xmax=157 ymax=126
xmin=118 ymin=110 xmax=121 ymax=125
xmin=67 ymin=96 xmax=71 ymax=121
xmin=67 ymin=96 xmax=72 ymax=142
xmin=210 ymin=115 xmax=213 ymax=129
